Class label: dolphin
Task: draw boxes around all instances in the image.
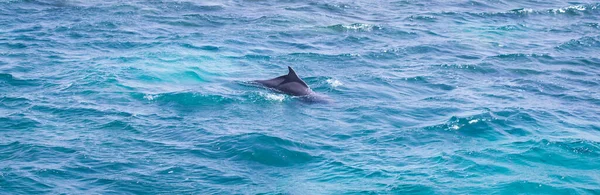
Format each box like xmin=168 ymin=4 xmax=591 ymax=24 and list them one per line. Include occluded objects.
xmin=254 ymin=66 xmax=331 ymax=102
xmin=255 ymin=66 xmax=313 ymax=96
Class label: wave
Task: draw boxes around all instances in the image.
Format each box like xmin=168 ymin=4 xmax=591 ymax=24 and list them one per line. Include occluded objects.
xmin=146 ymin=1 xmax=225 ymax=13
xmin=409 ymin=3 xmax=600 ymax=20
xmin=424 ymin=109 xmax=541 ymax=139
xmin=473 ymin=3 xmax=600 ymax=17
xmin=0 ymin=42 xmax=28 ymax=49
xmin=0 ymin=115 xmax=40 ymax=130
xmin=132 ymin=92 xmax=235 ymax=107
xmin=0 ymin=96 xmax=31 ymax=108
xmin=365 ymin=45 xmax=443 ymax=60
xmin=178 ymin=43 xmax=219 ymax=51
xmin=0 ymin=73 xmax=41 ymax=87
xmin=556 ymin=36 xmax=600 ymax=51
xmin=97 ymin=120 xmax=140 ymax=134
xmin=487 ymin=53 xmax=553 ymax=64
xmin=309 ymin=2 xmax=355 ymax=13
xmin=325 ymin=23 xmax=381 ymax=32
xmin=30 ymin=105 xmax=133 ymax=119
xmin=133 ymin=88 xmax=301 ymax=107
xmin=405 ymin=15 xmax=438 ymax=22
xmin=193 ymin=133 xmax=319 ymax=167
xmin=495 ymin=138 xmax=600 ymax=189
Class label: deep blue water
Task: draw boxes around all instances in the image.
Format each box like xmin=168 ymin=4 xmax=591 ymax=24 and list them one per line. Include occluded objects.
xmin=1 ymin=0 xmax=600 ymax=194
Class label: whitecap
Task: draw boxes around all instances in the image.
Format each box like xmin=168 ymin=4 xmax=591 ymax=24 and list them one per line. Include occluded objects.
xmin=342 ymin=23 xmax=378 ymax=32
xmin=450 ymin=125 xmax=460 ymax=130
xmin=552 ymin=5 xmax=586 ymax=13
xmin=143 ymin=94 xmax=158 ymax=100
xmin=326 ymin=79 xmax=343 ymax=88
xmin=261 ymin=92 xmax=286 ymax=102
xmin=517 ymin=8 xmax=534 ymax=14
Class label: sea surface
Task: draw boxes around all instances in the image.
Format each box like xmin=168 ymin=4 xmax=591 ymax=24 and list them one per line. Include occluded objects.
xmin=1 ymin=0 xmax=600 ymax=194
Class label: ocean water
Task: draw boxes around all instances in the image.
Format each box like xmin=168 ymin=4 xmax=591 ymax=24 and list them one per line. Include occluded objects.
xmin=1 ymin=0 xmax=600 ymax=194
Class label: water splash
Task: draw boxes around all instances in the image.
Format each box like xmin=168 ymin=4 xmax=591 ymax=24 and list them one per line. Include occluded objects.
xmin=326 ymin=79 xmax=343 ymax=88
xmin=261 ymin=92 xmax=286 ymax=102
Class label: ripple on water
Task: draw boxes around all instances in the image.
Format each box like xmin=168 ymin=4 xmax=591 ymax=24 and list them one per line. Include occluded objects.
xmin=556 ymin=36 xmax=600 ymax=51
xmin=0 ymin=73 xmax=41 ymax=87
xmin=0 ymin=115 xmax=40 ymax=130
xmin=310 ymin=2 xmax=355 ymax=13
xmin=30 ymin=105 xmax=133 ymax=119
xmin=2 ymin=0 xmax=600 ymax=194
xmin=325 ymin=23 xmax=382 ymax=32
xmin=425 ymin=109 xmax=541 ymax=139
xmin=97 ymin=120 xmax=141 ymax=134
xmin=467 ymin=3 xmax=600 ymax=18
xmin=133 ymin=92 xmax=235 ymax=106
xmin=194 ymin=133 xmax=318 ymax=167
xmin=506 ymin=139 xmax=600 ymax=169
xmin=326 ymin=78 xmax=343 ymax=88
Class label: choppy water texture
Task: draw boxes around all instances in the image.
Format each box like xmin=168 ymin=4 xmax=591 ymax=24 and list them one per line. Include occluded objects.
xmin=1 ymin=0 xmax=600 ymax=194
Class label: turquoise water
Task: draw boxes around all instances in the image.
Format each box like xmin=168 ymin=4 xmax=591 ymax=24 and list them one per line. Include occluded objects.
xmin=1 ymin=0 xmax=600 ymax=194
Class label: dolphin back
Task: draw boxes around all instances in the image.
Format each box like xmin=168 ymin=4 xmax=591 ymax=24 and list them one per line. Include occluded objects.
xmin=255 ymin=75 xmax=285 ymax=88
xmin=254 ymin=66 xmax=312 ymax=96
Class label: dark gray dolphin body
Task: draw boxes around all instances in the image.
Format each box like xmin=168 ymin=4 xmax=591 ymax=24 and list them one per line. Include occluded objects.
xmin=255 ymin=66 xmax=313 ymax=96
xmin=254 ymin=66 xmax=331 ymax=103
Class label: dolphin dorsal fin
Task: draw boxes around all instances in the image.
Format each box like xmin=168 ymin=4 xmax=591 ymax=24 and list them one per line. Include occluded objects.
xmin=285 ymin=66 xmax=309 ymax=88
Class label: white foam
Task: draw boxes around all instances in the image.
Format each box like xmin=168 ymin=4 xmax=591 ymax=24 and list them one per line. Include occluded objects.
xmin=468 ymin=119 xmax=479 ymax=124
xmin=553 ymin=5 xmax=586 ymax=13
xmin=520 ymin=8 xmax=534 ymax=13
xmin=262 ymin=93 xmax=286 ymax=102
xmin=450 ymin=125 xmax=460 ymax=130
xmin=569 ymin=5 xmax=586 ymax=11
xmin=143 ymin=94 xmax=158 ymax=100
xmin=342 ymin=23 xmax=376 ymax=31
xmin=326 ymin=79 xmax=343 ymax=88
